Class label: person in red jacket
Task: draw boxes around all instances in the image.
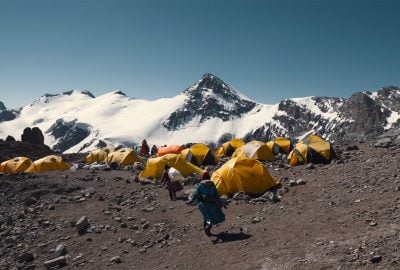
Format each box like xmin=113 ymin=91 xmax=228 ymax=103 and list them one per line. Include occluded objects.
xmin=140 ymin=139 xmax=150 ymax=157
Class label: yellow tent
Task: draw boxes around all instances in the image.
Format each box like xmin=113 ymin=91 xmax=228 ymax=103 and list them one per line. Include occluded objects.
xmin=0 ymin=157 xmax=33 ymax=173
xmin=211 ymin=156 xmax=279 ymax=197
xmin=215 ymin=138 xmax=245 ymax=157
xmin=26 ymin=155 xmax=70 ymax=173
xmin=266 ymin=137 xmax=293 ymax=155
xmin=287 ymin=135 xmax=334 ymax=166
xmin=140 ymin=153 xmax=205 ymax=179
xmin=85 ymin=147 xmax=115 ymax=164
xmin=181 ymin=143 xmax=218 ymax=166
xmin=106 ymin=148 xmax=144 ymax=166
xmin=232 ymin=141 xmax=274 ymax=161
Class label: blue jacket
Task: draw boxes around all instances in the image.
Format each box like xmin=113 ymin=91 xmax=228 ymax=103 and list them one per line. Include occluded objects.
xmin=189 ymin=180 xmax=225 ymax=225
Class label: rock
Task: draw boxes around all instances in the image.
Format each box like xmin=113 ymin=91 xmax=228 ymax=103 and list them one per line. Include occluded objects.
xmin=232 ymin=192 xmax=250 ymax=201
xmin=143 ymin=207 xmax=154 ymax=212
xmin=296 ymin=179 xmax=306 ymax=185
xmin=306 ymin=163 xmax=315 ymax=169
xmin=17 ymin=252 xmax=34 ymax=263
xmin=374 ymin=137 xmax=392 ymax=148
xmin=54 ymin=244 xmax=67 ymax=257
xmin=21 ymin=127 xmax=45 ymax=145
xmin=44 ymin=256 xmax=67 ymax=269
xmin=289 ymin=180 xmax=297 ymax=186
xmin=110 ymin=256 xmax=122 ymax=263
xmin=142 ymin=222 xmax=150 ymax=230
xmin=24 ymin=197 xmax=38 ymax=206
xmin=251 ymin=217 xmax=262 ymax=224
xmin=75 ymin=216 xmax=89 ymax=234
xmin=80 ymin=187 xmax=96 ymax=197
xmin=370 ymin=255 xmax=382 ymax=263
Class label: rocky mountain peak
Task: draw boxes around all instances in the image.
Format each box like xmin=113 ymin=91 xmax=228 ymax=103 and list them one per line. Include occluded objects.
xmin=163 ymin=73 xmax=257 ymax=130
xmin=62 ymin=90 xmax=95 ymax=98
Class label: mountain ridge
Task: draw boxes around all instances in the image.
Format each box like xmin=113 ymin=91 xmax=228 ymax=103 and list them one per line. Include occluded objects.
xmin=0 ymin=74 xmax=399 ymax=153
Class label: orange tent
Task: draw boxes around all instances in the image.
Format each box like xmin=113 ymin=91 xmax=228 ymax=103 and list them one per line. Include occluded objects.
xmin=157 ymin=145 xmax=183 ymax=157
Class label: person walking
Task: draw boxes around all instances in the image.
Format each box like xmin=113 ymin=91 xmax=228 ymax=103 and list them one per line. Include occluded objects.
xmin=187 ymin=172 xmax=226 ymax=236
xmin=160 ymin=164 xmax=176 ymax=201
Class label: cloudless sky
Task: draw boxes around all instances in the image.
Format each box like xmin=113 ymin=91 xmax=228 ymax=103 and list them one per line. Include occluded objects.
xmin=0 ymin=0 xmax=399 ymax=109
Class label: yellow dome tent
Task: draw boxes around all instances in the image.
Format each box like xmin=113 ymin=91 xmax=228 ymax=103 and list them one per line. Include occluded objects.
xmin=140 ymin=153 xmax=205 ymax=179
xmin=215 ymin=138 xmax=245 ymax=157
xmin=26 ymin=155 xmax=71 ymax=173
xmin=266 ymin=137 xmax=293 ymax=155
xmin=85 ymin=147 xmax=115 ymax=164
xmin=232 ymin=141 xmax=274 ymax=161
xmin=181 ymin=143 xmax=218 ymax=166
xmin=211 ymin=156 xmax=279 ymax=197
xmin=0 ymin=157 xmax=33 ymax=173
xmin=106 ymin=148 xmax=144 ymax=166
xmin=287 ymin=135 xmax=335 ymax=166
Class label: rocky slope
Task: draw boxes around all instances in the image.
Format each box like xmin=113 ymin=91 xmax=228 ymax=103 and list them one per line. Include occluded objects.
xmin=1 ymin=137 xmax=400 ymax=269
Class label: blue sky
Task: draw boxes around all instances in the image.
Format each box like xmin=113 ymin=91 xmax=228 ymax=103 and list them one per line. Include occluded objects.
xmin=0 ymin=0 xmax=399 ymax=109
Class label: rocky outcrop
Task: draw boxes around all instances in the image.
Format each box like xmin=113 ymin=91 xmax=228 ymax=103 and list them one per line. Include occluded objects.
xmin=21 ymin=127 xmax=45 ymax=145
xmin=339 ymin=92 xmax=388 ymax=141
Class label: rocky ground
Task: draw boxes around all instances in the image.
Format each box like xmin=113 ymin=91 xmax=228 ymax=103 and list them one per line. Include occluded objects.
xmin=1 ymin=141 xmax=400 ymax=270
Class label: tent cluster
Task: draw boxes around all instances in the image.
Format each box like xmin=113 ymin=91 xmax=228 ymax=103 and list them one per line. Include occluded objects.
xmin=0 ymin=155 xmax=70 ymax=174
xmin=85 ymin=147 xmax=143 ymax=165
xmin=1 ymin=134 xmax=335 ymax=199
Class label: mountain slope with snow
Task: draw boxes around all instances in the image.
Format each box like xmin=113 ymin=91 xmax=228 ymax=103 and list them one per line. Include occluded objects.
xmin=0 ymin=75 xmax=399 ymax=153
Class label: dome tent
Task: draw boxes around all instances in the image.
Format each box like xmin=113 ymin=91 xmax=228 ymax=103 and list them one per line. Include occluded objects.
xmin=0 ymin=157 xmax=33 ymax=173
xmin=215 ymin=138 xmax=245 ymax=157
xmin=140 ymin=153 xmax=205 ymax=179
xmin=157 ymin=145 xmax=183 ymax=157
xmin=211 ymin=156 xmax=279 ymax=197
xmin=106 ymin=148 xmax=143 ymax=166
xmin=181 ymin=143 xmax=218 ymax=166
xmin=26 ymin=155 xmax=70 ymax=173
xmin=85 ymin=147 xmax=115 ymax=164
xmin=232 ymin=141 xmax=274 ymax=161
xmin=266 ymin=137 xmax=293 ymax=155
xmin=287 ymin=135 xmax=336 ymax=166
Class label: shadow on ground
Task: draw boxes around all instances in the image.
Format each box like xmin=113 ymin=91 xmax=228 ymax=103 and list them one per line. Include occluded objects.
xmin=211 ymin=231 xmax=252 ymax=244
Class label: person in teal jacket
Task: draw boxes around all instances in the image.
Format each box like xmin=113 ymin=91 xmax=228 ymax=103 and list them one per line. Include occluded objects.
xmin=187 ymin=172 xmax=226 ymax=236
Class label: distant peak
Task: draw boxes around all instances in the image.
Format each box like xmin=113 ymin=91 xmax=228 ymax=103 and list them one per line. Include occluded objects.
xmin=62 ymin=90 xmax=95 ymax=98
xmin=184 ymin=73 xmax=254 ymax=102
xmin=112 ymin=90 xmax=127 ymax=96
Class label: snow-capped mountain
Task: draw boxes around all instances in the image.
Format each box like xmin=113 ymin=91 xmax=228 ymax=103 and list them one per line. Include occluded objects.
xmin=0 ymin=74 xmax=399 ymax=153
